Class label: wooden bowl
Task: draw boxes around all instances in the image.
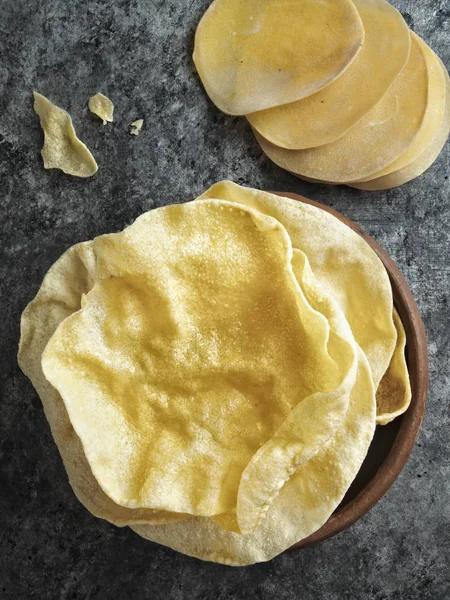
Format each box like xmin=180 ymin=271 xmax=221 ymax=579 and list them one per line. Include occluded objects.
xmin=271 ymin=192 xmax=428 ymax=550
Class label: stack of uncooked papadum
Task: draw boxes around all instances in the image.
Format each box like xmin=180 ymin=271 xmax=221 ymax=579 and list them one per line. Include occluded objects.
xmin=19 ymin=182 xmax=411 ymax=565
xmin=193 ymin=0 xmax=450 ymax=190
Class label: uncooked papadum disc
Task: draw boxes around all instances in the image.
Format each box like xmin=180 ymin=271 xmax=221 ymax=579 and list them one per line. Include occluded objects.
xmin=41 ymin=200 xmax=357 ymax=525
xmin=198 ymin=182 xmax=397 ymax=390
xmin=254 ymin=32 xmax=429 ymax=182
xmin=356 ymin=41 xmax=446 ymax=182
xmin=193 ymin=0 xmax=365 ymax=116
xmin=18 ymin=242 xmax=189 ymax=527
xmin=247 ymin=0 xmax=410 ymax=150
xmin=350 ymin=58 xmax=450 ymax=190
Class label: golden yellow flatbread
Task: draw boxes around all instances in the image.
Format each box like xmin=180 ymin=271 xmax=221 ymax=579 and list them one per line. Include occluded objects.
xmin=350 ymin=59 xmax=450 ymax=190
xmin=33 ymin=92 xmax=98 ymax=177
xmin=18 ymin=241 xmax=188 ymax=527
xmin=41 ymin=200 xmax=357 ymax=528
xmin=198 ymin=182 xmax=397 ymax=390
xmin=253 ymin=32 xmax=429 ymax=182
xmin=376 ymin=309 xmax=411 ymax=425
xmin=132 ymin=346 xmax=376 ymax=565
xmin=193 ymin=0 xmax=364 ymax=115
xmin=88 ymin=92 xmax=114 ymax=124
xmin=205 ymin=183 xmax=407 ymax=425
xmin=218 ymin=247 xmax=361 ymax=533
xmin=247 ymin=0 xmax=410 ymax=150
xmin=236 ymin=248 xmax=358 ymax=533
xmin=19 ymin=183 xmax=411 ymax=565
xmin=356 ymin=42 xmax=446 ymax=182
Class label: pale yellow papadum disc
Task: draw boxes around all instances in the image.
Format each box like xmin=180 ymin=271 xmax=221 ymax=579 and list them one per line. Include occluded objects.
xmin=199 ymin=183 xmax=411 ymax=424
xmin=356 ymin=42 xmax=446 ymax=182
xmin=193 ymin=0 xmax=364 ymax=116
xmin=132 ymin=245 xmax=375 ymax=564
xmin=33 ymin=92 xmax=98 ymax=177
xmin=247 ymin=0 xmax=410 ymax=150
xmin=88 ymin=92 xmax=114 ymax=125
xmin=41 ymin=200 xmax=357 ymax=527
xmin=18 ymin=184 xmax=409 ymax=564
xmin=376 ymin=309 xmax=411 ymax=425
xmin=18 ymin=241 xmax=188 ymax=526
xmin=132 ymin=343 xmax=375 ymax=565
xmin=254 ymin=32 xmax=429 ymax=182
xmin=350 ymin=59 xmax=450 ymax=190
xmin=131 ymin=249 xmax=376 ymax=565
xmin=198 ymin=182 xmax=397 ymax=390
xmin=235 ymin=248 xmax=358 ymax=534
xmin=214 ymin=247 xmax=361 ymax=534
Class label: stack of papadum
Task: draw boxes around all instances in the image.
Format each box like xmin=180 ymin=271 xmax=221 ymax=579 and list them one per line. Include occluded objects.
xmin=19 ymin=181 xmax=411 ymax=565
xmin=194 ymin=0 xmax=450 ymax=190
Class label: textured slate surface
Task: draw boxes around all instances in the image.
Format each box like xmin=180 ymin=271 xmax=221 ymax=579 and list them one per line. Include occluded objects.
xmin=0 ymin=0 xmax=449 ymax=598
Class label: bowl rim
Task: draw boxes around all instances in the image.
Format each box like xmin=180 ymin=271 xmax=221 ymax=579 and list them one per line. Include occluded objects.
xmin=270 ymin=191 xmax=429 ymax=550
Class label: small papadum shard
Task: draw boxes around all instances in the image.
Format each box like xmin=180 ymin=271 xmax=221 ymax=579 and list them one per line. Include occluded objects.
xmin=33 ymin=92 xmax=98 ymax=177
xmin=130 ymin=119 xmax=144 ymax=136
xmin=88 ymin=92 xmax=114 ymax=124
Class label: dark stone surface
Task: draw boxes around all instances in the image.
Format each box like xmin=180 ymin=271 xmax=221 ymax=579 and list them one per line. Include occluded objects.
xmin=1 ymin=0 xmax=449 ymax=597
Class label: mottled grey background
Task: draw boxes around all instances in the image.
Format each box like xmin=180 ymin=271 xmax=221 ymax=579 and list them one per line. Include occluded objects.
xmin=1 ymin=0 xmax=449 ymax=598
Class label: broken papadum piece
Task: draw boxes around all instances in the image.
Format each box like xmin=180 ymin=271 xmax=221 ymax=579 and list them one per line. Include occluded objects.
xmin=33 ymin=92 xmax=98 ymax=177
xmin=130 ymin=119 xmax=143 ymax=136
xmin=88 ymin=92 xmax=114 ymax=125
